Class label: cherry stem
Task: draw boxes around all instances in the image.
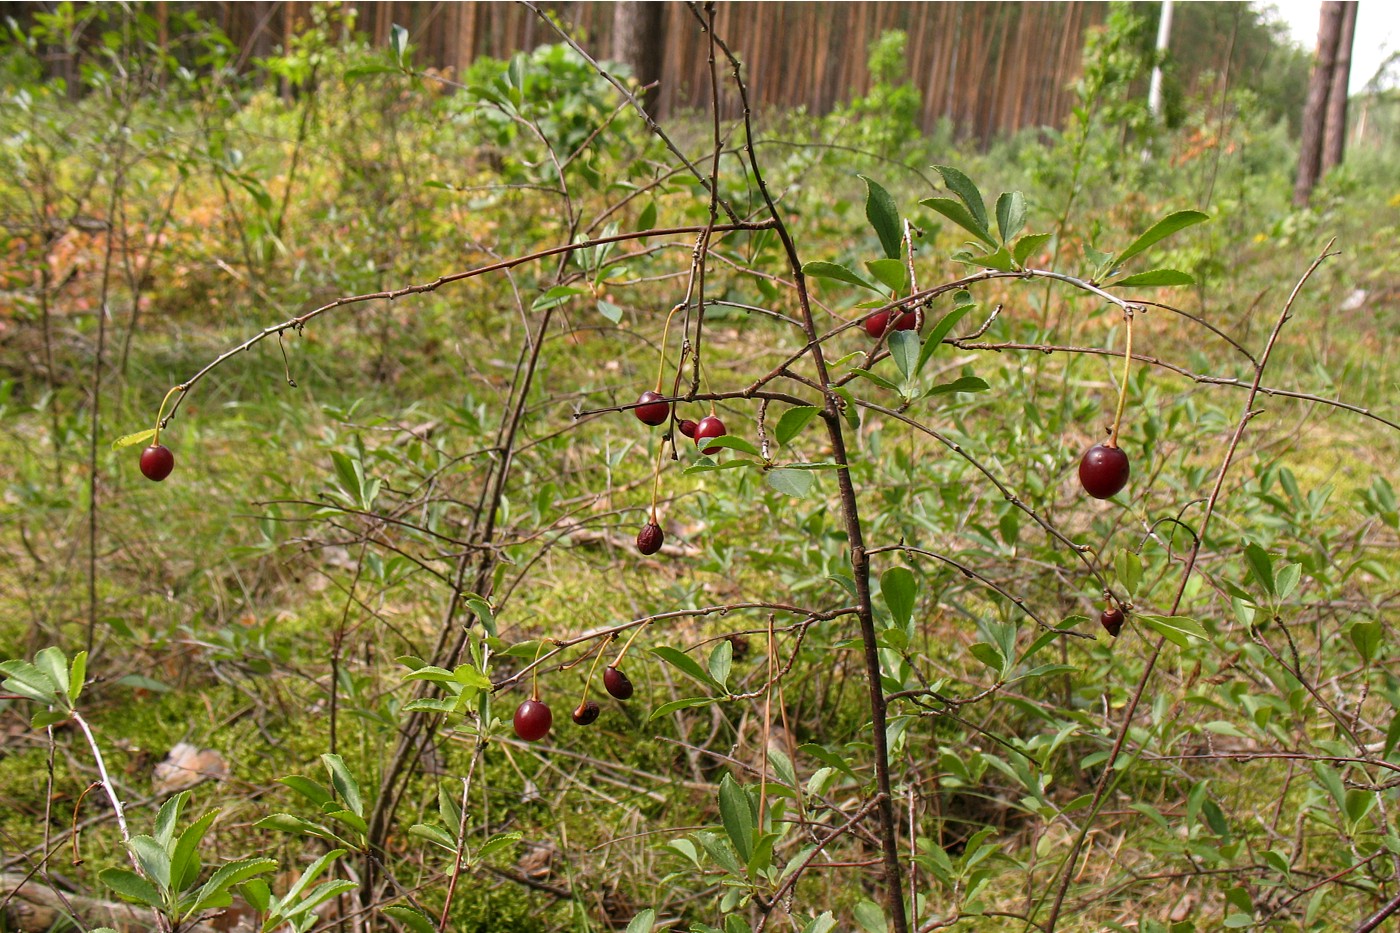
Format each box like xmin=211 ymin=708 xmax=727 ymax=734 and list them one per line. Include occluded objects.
xmin=151 ymin=384 xmax=184 ymax=445
xmin=529 ymin=639 xmax=549 ymax=701
xmin=655 ymin=303 xmax=684 ymax=392
xmin=576 ymin=636 xmax=612 ymax=709
xmin=648 ymin=432 xmax=668 ymax=517
xmin=1109 ymin=307 xmax=1135 ymax=448
xmin=612 ymin=619 xmax=650 ymax=668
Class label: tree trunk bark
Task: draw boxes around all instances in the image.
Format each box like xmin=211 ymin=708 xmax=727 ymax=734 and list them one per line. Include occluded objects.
xmin=611 ymin=1 xmax=666 ymax=115
xmin=1293 ymin=1 xmax=1345 ymax=207
xmin=1321 ymin=1 xmax=1358 ymax=173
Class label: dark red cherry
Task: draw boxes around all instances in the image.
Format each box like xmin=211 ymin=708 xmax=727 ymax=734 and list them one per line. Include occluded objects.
xmin=678 ymin=419 xmax=698 ymax=439
xmin=634 ymin=391 xmax=670 ymax=426
xmin=1100 ymin=607 xmax=1125 ymax=637
xmin=863 ymin=309 xmax=916 ymax=338
xmin=513 ymin=699 xmax=552 ymax=741
xmin=140 ymin=444 xmax=175 ymax=482
xmin=636 ymin=522 xmax=664 ymax=555
xmin=603 ymin=666 xmax=634 ymax=701
xmin=694 ymin=415 xmax=727 ymax=455
xmin=1079 ymin=443 xmax=1130 ymax=499
xmin=572 ymin=700 xmax=601 ymax=726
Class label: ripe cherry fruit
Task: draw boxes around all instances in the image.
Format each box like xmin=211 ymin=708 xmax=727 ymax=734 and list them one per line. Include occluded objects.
xmin=634 ymin=391 xmax=671 ymax=426
xmin=863 ymin=309 xmax=916 ymax=339
xmin=1079 ymin=443 xmax=1130 ymax=499
xmin=603 ymin=666 xmax=634 ymax=701
xmin=636 ymin=522 xmax=664 ymax=555
xmin=693 ymin=415 xmax=726 ymax=455
xmin=678 ymin=419 xmax=698 ymax=439
xmin=1100 ymin=606 xmax=1125 ymax=638
xmin=140 ymin=444 xmax=175 ymax=482
xmin=513 ymin=698 xmax=553 ymax=741
xmin=572 ymin=700 xmax=601 ymax=726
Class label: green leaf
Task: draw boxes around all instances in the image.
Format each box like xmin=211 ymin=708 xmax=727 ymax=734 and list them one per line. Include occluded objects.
xmin=702 ymin=435 xmax=762 ymax=457
xmin=330 ymin=451 xmax=362 ymax=506
xmin=969 ymin=642 xmax=1004 ymax=671
xmin=859 ymin=175 xmax=903 ymax=260
xmin=530 ymin=285 xmax=585 ymax=312
xmin=1243 ymin=542 xmax=1275 ymax=597
xmin=111 ymin=428 xmax=157 ymax=450
xmin=919 ymin=198 xmax=996 ymax=249
xmin=322 ymin=754 xmax=363 ymax=817
xmin=650 ymin=646 xmax=722 ymax=691
xmin=995 ymin=191 xmax=1027 ymax=244
xmin=99 ymin=868 xmax=163 ymax=908
xmin=478 ymin=830 xmax=523 ymax=862
xmin=171 ymin=809 xmax=220 ymax=892
xmin=286 ymin=879 xmax=357 ymax=918
xmin=708 ymin=641 xmax=733 ymax=690
xmin=280 ymin=775 xmax=334 ymax=809
xmin=718 ymin=775 xmax=755 ymax=863
xmin=915 ymin=304 xmax=974 ymax=372
xmin=1350 ymin=621 xmax=1382 ymax=662
xmin=1012 ymin=232 xmax=1053 ymax=266
xmin=128 ymin=834 xmax=172 ymax=891
xmin=648 ymin=696 xmax=716 ymax=721
xmin=1116 ymin=210 xmax=1210 ymax=266
xmin=0 ymin=660 xmax=60 ymax=704
xmin=154 ymin=792 xmax=189 ymax=848
xmin=850 ymin=368 xmax=903 ymax=394
xmin=388 ymin=23 xmax=408 ymax=66
xmin=1275 ymin=562 xmax=1302 ymax=600
xmin=282 ymin=848 xmax=347 ymax=904
xmin=1117 ymin=550 xmax=1143 ymax=597
xmin=382 ymin=905 xmax=437 ymax=933
xmin=33 ymin=647 xmax=70 ymax=705
xmin=880 ymin=567 xmax=916 ymax=627
xmin=766 ymin=468 xmax=815 ymax=498
xmin=956 ymin=245 xmax=1014 ymax=271
xmin=596 ymin=299 xmax=623 ymax=323
xmin=802 ymin=912 xmax=838 ymax=933
xmin=923 ymin=375 xmax=989 ymax=397
xmin=802 ymin=260 xmax=877 ymax=291
xmin=625 ymin=908 xmax=658 ymax=933
xmin=1108 ymin=268 xmax=1195 ymax=287
xmin=865 ymin=258 xmax=908 ymax=295
xmin=637 ymin=201 xmax=657 ymax=234
xmin=344 ymin=63 xmax=401 ymax=78
xmin=186 ymin=857 xmax=277 ymax=917
xmin=775 ymin=406 xmax=820 ymax=446
xmin=67 ymin=651 xmax=86 ymax=703
xmin=887 ymin=330 xmax=919 ymax=381
xmin=853 ymin=898 xmax=887 ymax=933
xmin=1139 ymin=614 xmax=1209 ymax=648
xmin=932 ymin=165 xmax=990 ymax=232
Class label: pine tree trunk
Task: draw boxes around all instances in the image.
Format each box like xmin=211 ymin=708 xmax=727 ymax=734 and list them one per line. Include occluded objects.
xmin=1293 ymin=1 xmax=1345 ymax=207
xmin=611 ymin=1 xmax=666 ymax=114
xmin=1321 ymin=0 xmax=1358 ymax=172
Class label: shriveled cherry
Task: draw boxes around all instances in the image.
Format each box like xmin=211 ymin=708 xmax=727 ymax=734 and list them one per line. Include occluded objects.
xmin=1079 ymin=443 xmax=1130 ymax=499
xmin=634 ymin=391 xmax=670 ymax=426
xmin=140 ymin=444 xmax=175 ymax=482
xmin=1100 ymin=607 xmax=1125 ymax=638
xmin=513 ymin=699 xmax=553 ymax=741
xmin=572 ymin=700 xmax=601 ymax=726
xmin=603 ymin=666 xmax=634 ymax=701
xmin=678 ymin=419 xmax=698 ymax=439
xmin=636 ymin=522 xmax=664 ymax=555
xmin=694 ymin=415 xmax=727 ymax=455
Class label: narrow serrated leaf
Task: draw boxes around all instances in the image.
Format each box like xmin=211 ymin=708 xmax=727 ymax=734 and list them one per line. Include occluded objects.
xmin=112 ymin=428 xmax=157 ymax=450
xmin=1116 ymin=210 xmax=1210 ymax=266
xmin=859 ymin=174 xmax=903 ymax=260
